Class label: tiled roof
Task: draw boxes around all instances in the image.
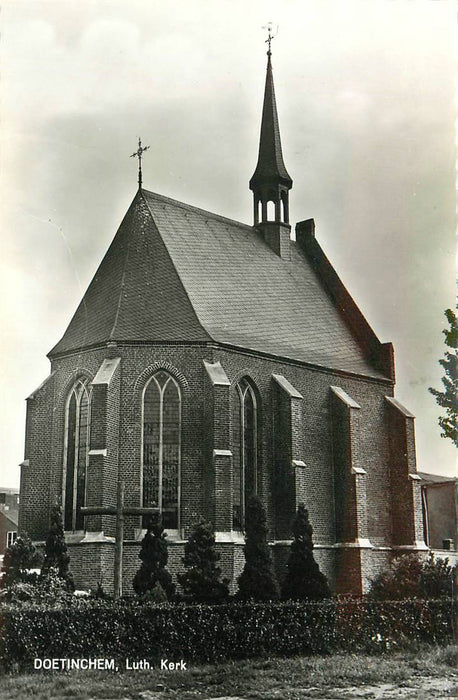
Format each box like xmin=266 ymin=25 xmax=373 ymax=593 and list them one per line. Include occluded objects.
xmin=50 ymin=189 xmax=386 ymax=379
xmin=0 ymin=510 xmax=18 ymax=528
xmin=49 ymin=192 xmax=210 ymax=356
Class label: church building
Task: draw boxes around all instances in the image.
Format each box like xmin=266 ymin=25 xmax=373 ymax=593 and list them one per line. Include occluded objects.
xmin=19 ymin=46 xmax=426 ymax=595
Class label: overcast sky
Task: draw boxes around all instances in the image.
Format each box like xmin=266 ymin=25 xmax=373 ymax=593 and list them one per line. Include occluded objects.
xmin=0 ymin=0 xmax=456 ymax=489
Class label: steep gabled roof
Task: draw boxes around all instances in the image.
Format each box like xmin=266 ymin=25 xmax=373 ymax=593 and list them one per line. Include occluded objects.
xmin=49 ymin=189 xmax=388 ymax=380
xmin=48 ymin=192 xmax=211 ymax=356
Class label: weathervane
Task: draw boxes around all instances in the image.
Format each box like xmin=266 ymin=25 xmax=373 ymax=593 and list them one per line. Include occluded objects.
xmin=130 ymin=138 xmax=150 ymax=189
xmin=262 ymin=22 xmax=278 ymax=56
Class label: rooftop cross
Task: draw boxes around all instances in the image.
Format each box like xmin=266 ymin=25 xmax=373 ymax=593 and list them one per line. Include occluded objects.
xmin=262 ymin=22 xmax=278 ymax=56
xmin=130 ymin=137 xmax=150 ymax=189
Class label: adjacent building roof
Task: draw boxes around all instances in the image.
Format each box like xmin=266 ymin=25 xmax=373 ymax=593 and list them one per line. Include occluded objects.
xmin=417 ymin=472 xmax=457 ymax=484
xmin=49 ymin=189 xmax=387 ymax=379
xmin=0 ymin=510 xmax=18 ymax=527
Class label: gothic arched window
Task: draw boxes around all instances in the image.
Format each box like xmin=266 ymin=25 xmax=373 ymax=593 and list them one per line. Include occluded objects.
xmin=143 ymin=371 xmax=181 ymax=529
xmin=63 ymin=378 xmax=91 ymax=531
xmin=233 ymin=378 xmax=259 ymax=530
xmin=267 ymin=200 xmax=276 ymax=221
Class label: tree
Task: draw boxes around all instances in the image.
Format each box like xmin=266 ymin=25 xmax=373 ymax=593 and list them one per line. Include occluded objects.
xmin=237 ymin=496 xmax=280 ymax=601
xmin=41 ymin=504 xmax=74 ymax=591
xmin=369 ymin=552 xmax=455 ymax=600
xmin=178 ymin=520 xmax=229 ymax=603
xmin=421 ymin=552 xmax=456 ymax=598
xmin=1 ymin=534 xmax=41 ymax=588
xmin=133 ymin=518 xmax=175 ymax=600
xmin=281 ymin=503 xmax=331 ymax=601
xmin=429 ymin=308 xmax=457 ymax=447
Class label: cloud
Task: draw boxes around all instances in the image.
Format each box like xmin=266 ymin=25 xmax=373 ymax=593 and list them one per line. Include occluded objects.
xmin=0 ymin=0 xmax=456 ymax=486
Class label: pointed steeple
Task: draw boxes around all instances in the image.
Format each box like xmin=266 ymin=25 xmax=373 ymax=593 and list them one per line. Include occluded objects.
xmin=250 ymin=52 xmax=292 ymax=195
xmin=250 ymin=44 xmax=292 ymax=258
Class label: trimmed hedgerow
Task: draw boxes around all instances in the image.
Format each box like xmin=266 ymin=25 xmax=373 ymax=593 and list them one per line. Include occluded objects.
xmin=333 ymin=597 xmax=454 ymax=652
xmin=0 ymin=598 xmax=453 ymax=672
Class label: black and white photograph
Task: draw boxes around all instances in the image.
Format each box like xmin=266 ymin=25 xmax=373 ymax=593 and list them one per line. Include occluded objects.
xmin=0 ymin=1 xmax=456 ymax=697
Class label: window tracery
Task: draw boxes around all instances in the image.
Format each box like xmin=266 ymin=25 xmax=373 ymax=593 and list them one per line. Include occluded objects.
xmin=143 ymin=371 xmax=181 ymax=529
xmin=63 ymin=378 xmax=91 ymax=531
xmin=233 ymin=377 xmax=259 ymax=530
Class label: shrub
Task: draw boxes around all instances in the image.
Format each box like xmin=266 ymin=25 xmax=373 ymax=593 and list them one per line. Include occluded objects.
xmin=369 ymin=552 xmax=455 ymax=600
xmin=1 ymin=535 xmax=41 ymax=588
xmin=133 ymin=518 xmax=175 ymax=601
xmin=0 ymin=569 xmax=73 ymax=607
xmin=142 ymin=582 xmax=168 ymax=604
xmin=334 ymin=597 xmax=453 ymax=652
xmin=89 ymin=581 xmax=110 ymax=600
xmin=178 ymin=520 xmax=229 ymax=603
xmin=237 ymin=496 xmax=280 ymax=601
xmin=0 ymin=598 xmax=452 ymax=672
xmin=41 ymin=505 xmax=74 ymax=592
xmin=282 ymin=504 xmax=331 ymax=601
xmin=421 ymin=552 xmax=456 ymax=599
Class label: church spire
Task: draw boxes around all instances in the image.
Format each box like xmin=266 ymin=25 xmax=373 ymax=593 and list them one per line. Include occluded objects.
xmin=249 ymin=30 xmax=293 ymax=257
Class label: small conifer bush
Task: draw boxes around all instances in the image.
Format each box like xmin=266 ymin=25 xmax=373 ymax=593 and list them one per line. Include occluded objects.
xmin=41 ymin=504 xmax=74 ymax=591
xmin=282 ymin=503 xmax=330 ymax=601
xmin=133 ymin=518 xmax=175 ymax=601
xmin=237 ymin=496 xmax=280 ymax=601
xmin=178 ymin=519 xmax=229 ymax=603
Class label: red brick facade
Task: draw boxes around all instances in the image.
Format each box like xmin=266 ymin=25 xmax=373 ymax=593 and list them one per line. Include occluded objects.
xmin=20 ymin=339 xmax=426 ymax=595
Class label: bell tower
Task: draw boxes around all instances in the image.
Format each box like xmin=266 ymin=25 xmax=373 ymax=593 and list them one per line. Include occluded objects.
xmin=249 ymin=35 xmax=293 ymax=259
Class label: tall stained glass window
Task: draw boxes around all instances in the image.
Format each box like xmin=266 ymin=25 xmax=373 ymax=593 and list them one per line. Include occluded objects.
xmin=64 ymin=379 xmax=91 ymax=531
xmin=143 ymin=371 xmax=180 ymax=529
xmin=233 ymin=378 xmax=259 ymax=530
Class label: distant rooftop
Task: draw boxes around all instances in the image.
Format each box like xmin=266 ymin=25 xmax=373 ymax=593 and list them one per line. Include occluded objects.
xmin=417 ymin=472 xmax=457 ymax=484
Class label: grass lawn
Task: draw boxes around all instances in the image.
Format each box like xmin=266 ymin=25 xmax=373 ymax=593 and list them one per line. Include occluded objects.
xmin=0 ymin=646 xmax=456 ymax=699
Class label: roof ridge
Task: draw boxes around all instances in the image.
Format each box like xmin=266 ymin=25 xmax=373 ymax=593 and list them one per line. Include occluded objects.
xmin=108 ymin=208 xmax=133 ymax=340
xmin=140 ymin=191 xmax=213 ymax=344
xmin=142 ymin=189 xmax=253 ymax=232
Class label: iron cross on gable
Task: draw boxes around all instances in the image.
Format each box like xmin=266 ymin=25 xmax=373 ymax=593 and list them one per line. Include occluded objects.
xmin=130 ymin=137 xmax=150 ymax=189
xmin=81 ymin=480 xmax=158 ymax=599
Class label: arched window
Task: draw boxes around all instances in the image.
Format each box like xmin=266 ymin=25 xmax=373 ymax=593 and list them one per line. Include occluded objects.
xmin=233 ymin=378 xmax=259 ymax=530
xmin=267 ymin=200 xmax=276 ymax=221
xmin=143 ymin=371 xmax=181 ymax=529
xmin=63 ymin=378 xmax=91 ymax=531
xmin=254 ymin=199 xmax=262 ymax=224
xmin=281 ymin=192 xmax=288 ymax=223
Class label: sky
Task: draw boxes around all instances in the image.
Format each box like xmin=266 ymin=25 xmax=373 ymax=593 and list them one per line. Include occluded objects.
xmin=0 ymin=0 xmax=456 ymax=489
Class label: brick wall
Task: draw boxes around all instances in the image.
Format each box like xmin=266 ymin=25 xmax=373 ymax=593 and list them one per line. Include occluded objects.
xmin=385 ymin=398 xmax=424 ymax=547
xmin=215 ymin=346 xmax=394 ymax=547
xmin=21 ymin=338 xmax=421 ymax=594
xmin=19 ymin=374 xmax=56 ymax=538
xmin=203 ymin=361 xmax=233 ymax=531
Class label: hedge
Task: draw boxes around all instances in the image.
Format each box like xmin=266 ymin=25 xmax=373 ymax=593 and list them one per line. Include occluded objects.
xmin=0 ymin=598 xmax=453 ymax=672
